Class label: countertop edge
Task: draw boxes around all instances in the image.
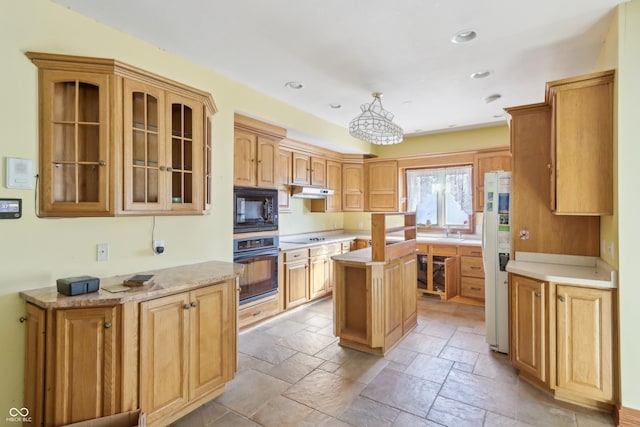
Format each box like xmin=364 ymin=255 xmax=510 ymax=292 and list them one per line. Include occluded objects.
xmin=506 ymin=259 xmax=617 ymax=289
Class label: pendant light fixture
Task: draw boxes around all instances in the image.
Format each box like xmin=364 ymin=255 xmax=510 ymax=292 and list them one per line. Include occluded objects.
xmin=349 ymin=92 xmax=404 ymax=145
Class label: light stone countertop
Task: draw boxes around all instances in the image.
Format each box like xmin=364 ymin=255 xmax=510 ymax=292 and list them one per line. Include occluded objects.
xmin=506 ymin=252 xmax=617 ymax=289
xmin=20 ymin=260 xmax=243 ymax=309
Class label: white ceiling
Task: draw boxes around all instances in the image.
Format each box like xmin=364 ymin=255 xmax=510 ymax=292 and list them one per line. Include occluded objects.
xmin=53 ymin=0 xmax=621 ymax=148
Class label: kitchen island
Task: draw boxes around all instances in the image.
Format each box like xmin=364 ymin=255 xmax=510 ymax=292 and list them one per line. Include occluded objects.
xmin=332 ymin=213 xmax=418 ymax=356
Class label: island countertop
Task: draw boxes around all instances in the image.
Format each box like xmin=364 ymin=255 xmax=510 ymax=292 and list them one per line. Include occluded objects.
xmin=20 ymin=260 xmax=243 ymax=309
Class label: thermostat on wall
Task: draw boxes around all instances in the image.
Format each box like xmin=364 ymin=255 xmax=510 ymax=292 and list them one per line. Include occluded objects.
xmin=0 ymin=198 xmax=21 ymax=219
xmin=6 ymin=157 xmax=35 ymax=189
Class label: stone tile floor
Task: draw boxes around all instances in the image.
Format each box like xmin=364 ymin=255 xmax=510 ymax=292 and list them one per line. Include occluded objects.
xmin=171 ymin=296 xmax=615 ymax=427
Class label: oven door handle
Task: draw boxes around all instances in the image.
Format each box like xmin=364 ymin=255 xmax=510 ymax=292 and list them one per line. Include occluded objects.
xmin=234 ymin=250 xmax=279 ymax=262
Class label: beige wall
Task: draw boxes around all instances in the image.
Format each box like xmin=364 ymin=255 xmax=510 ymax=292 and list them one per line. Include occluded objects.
xmin=615 ymin=0 xmax=640 ymax=411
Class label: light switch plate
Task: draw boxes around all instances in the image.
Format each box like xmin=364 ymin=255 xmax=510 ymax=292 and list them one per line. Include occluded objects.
xmin=6 ymin=157 xmax=35 ymax=189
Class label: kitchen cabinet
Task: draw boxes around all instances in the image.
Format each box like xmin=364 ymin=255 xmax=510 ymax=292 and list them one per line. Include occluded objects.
xmin=473 ymin=150 xmax=512 ymax=212
xmin=547 ymin=70 xmax=614 ymax=215
xmin=277 ymin=149 xmax=292 ymax=213
xmin=310 ymin=160 xmax=342 ymax=212
xmin=291 ymin=153 xmax=327 ymax=187
xmin=354 ymin=238 xmax=371 ymax=250
xmin=365 ymin=160 xmax=398 ymax=212
xmin=510 ymin=274 xmax=547 ymax=386
xmin=123 ymin=80 xmax=204 ymax=213
xmin=233 ymin=130 xmax=279 ymax=189
xmin=417 ymin=244 xmax=458 ymax=301
xmin=509 ymin=273 xmax=616 ymax=410
xmin=283 ymin=248 xmax=310 ymax=309
xmin=342 ymin=162 xmax=364 ymax=211
xmin=23 ymin=304 xmax=121 ymax=427
xmin=506 ymin=103 xmax=599 ymax=256
xmin=309 ymin=246 xmax=330 ymax=300
xmin=459 ymin=245 xmax=485 ymax=302
xmin=27 ymin=51 xmax=215 ymax=217
xmin=140 ymin=283 xmax=233 ymax=425
xmin=554 ymin=284 xmax=614 ymax=404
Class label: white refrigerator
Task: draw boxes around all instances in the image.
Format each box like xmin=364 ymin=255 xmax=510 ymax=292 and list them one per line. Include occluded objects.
xmin=482 ymin=171 xmax=512 ymax=354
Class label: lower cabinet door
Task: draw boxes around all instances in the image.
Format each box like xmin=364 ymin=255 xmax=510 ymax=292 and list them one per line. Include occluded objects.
xmin=51 ymin=306 xmax=119 ymax=426
xmin=555 ymin=285 xmax=614 ymax=402
xmin=285 ymin=261 xmax=309 ymax=308
xmin=140 ymin=293 xmax=190 ymax=424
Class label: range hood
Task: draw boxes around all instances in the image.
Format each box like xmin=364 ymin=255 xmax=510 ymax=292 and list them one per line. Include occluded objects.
xmin=291 ymin=186 xmax=334 ymax=199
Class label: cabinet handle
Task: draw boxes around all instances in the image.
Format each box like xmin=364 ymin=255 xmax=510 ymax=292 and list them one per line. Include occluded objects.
xmin=167 ymin=166 xmax=174 ymax=172
xmin=470 ymin=266 xmax=481 ymax=270
xmin=99 ymin=160 xmax=106 ymax=166
xmin=559 ymin=296 xmax=566 ymax=302
xmin=159 ymin=166 xmax=166 ymax=171
xmin=471 ymin=287 xmax=482 ymax=291
xmin=258 ymin=160 xmax=262 ymax=164
xmin=190 ymin=301 xmax=197 ymax=308
xmin=184 ymin=304 xmax=191 ymax=310
xmin=252 ymin=311 xmax=262 ymax=316
xmin=104 ymin=322 xmax=112 ymax=329
xmin=19 ymin=316 xmax=27 ymax=323
xmin=535 ymin=292 xmax=541 ymax=297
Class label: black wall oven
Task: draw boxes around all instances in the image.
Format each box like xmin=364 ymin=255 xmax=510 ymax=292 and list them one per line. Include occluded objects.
xmin=234 ymin=186 xmax=278 ymax=233
xmin=233 ymin=235 xmax=279 ymax=305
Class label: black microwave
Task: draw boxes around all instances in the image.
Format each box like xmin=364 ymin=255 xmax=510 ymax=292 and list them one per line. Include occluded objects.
xmin=234 ymin=186 xmax=278 ymax=233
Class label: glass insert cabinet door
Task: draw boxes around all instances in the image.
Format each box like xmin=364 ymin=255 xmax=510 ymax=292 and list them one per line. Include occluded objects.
xmin=41 ymin=70 xmax=110 ymax=214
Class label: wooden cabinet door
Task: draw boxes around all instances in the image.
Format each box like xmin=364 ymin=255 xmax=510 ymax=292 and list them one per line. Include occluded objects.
xmin=285 ymin=260 xmax=309 ymax=308
xmin=444 ymin=256 xmax=459 ymax=300
xmin=474 ymin=151 xmax=512 ymax=212
xmin=140 ymin=293 xmax=190 ymax=424
xmin=555 ymin=285 xmax=613 ymax=402
xmin=342 ymin=163 xmax=363 ymax=211
xmin=310 ymin=156 xmax=326 ymax=187
xmin=401 ymin=254 xmax=418 ymax=333
xmin=367 ymin=160 xmax=398 ymax=211
xmin=40 ymin=70 xmax=111 ymax=216
xmin=309 ymin=255 xmax=329 ymax=300
xmin=166 ymin=92 xmax=204 ymax=213
xmin=234 ymin=130 xmax=257 ymax=187
xmin=24 ymin=304 xmax=45 ymax=427
xmin=325 ymin=160 xmax=342 ymax=212
xmin=123 ymin=79 xmax=167 ymax=212
xmin=189 ymin=284 xmax=231 ymax=401
xmin=292 ymin=152 xmax=311 ymax=185
xmin=510 ymin=274 xmax=546 ymax=383
xmin=277 ymin=149 xmax=292 ymax=213
xmin=50 ymin=306 xmax=119 ymax=426
xmin=383 ymin=260 xmax=403 ymax=348
xmin=550 ymin=71 xmax=614 ymax=215
xmin=257 ymin=136 xmax=278 ymax=188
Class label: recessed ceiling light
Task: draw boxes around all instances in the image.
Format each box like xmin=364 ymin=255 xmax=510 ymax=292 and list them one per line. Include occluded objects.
xmin=451 ymin=29 xmax=477 ymax=44
xmin=470 ymin=70 xmax=491 ymax=79
xmin=448 ymin=124 xmax=457 ymax=128
xmin=329 ymin=103 xmax=342 ymax=109
xmin=483 ymin=94 xmax=502 ymax=104
xmin=284 ymin=81 xmax=304 ymax=90
xmin=493 ymin=113 xmax=504 ymax=118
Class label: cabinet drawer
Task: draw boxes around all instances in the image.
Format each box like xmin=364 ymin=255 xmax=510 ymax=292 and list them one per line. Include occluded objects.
xmin=341 ymin=241 xmax=351 ymax=252
xmin=309 ymin=246 xmax=328 ymax=257
xmin=284 ymin=248 xmax=309 ymax=261
xmin=239 ymin=297 xmax=279 ymax=328
xmin=461 ymin=256 xmax=485 ymax=277
xmin=417 ymin=243 xmax=429 ymax=254
xmin=461 ymin=277 xmax=485 ymax=299
xmin=459 ymin=245 xmax=483 ymax=257
xmin=430 ymin=244 xmax=457 ymax=256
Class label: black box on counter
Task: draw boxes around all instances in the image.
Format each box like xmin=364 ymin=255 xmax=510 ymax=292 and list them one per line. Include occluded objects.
xmin=56 ymin=275 xmax=100 ymax=296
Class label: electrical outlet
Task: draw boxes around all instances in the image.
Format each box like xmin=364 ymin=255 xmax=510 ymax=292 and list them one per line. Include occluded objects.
xmin=97 ymin=243 xmax=109 ymax=261
xmin=608 ymin=241 xmax=615 ymax=259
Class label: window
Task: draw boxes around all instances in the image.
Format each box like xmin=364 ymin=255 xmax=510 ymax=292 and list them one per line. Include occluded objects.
xmin=406 ymin=165 xmax=473 ymax=231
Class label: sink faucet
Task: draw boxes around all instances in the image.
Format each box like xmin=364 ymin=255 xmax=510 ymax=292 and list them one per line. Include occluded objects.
xmin=443 ymin=226 xmax=449 ymax=238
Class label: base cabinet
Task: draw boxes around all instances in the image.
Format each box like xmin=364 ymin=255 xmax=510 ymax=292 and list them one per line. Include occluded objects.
xmin=509 ymin=273 xmax=616 ymax=410
xmin=23 ymin=277 xmax=237 ymax=427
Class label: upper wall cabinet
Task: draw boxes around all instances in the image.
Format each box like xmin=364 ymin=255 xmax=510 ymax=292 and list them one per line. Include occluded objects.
xmin=27 ymin=52 xmax=216 ymax=217
xmin=365 ymin=160 xmax=398 ymax=212
xmin=547 ymin=70 xmax=614 ymax=216
xmin=473 ymin=150 xmax=512 ymax=212
xmin=233 ymin=114 xmax=285 ymax=189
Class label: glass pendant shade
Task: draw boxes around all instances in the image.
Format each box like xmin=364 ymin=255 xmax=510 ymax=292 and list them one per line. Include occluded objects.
xmin=349 ymin=92 xmax=403 ymax=145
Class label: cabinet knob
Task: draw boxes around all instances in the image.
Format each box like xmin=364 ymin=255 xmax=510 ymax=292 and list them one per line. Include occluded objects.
xmin=559 ymin=296 xmax=566 ymax=302
xmin=159 ymin=166 xmax=166 ymax=171
xmin=167 ymin=167 xmax=174 ymax=172
xmin=534 ymin=292 xmax=542 ymax=297
xmin=184 ymin=304 xmax=191 ymax=310
xmin=19 ymin=316 xmax=26 ymax=323
xmin=99 ymin=160 xmax=106 ymax=166
xmin=104 ymin=322 xmax=112 ymax=329
xmin=190 ymin=301 xmax=197 ymax=308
